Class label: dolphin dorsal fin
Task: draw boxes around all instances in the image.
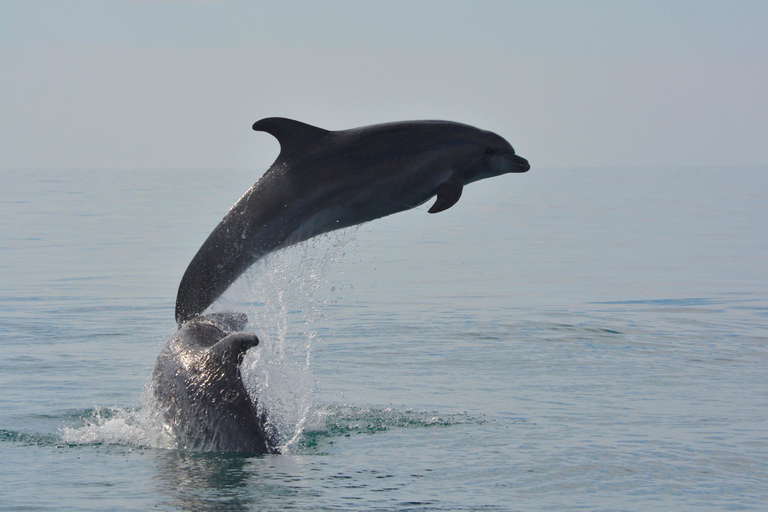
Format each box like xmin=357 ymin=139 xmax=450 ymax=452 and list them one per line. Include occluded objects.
xmin=209 ymin=332 xmax=259 ymax=368
xmin=252 ymin=117 xmax=330 ymax=157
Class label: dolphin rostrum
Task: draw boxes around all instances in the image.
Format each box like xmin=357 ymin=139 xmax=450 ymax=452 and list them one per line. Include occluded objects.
xmin=175 ymin=118 xmax=530 ymax=325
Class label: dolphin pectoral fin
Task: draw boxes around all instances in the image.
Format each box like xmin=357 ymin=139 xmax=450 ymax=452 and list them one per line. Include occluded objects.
xmin=210 ymin=332 xmax=259 ymax=368
xmin=252 ymin=117 xmax=330 ymax=157
xmin=428 ymin=180 xmax=464 ymax=214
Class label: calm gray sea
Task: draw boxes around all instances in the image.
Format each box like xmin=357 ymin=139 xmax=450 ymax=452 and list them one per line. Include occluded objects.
xmin=1 ymin=167 xmax=766 ymax=511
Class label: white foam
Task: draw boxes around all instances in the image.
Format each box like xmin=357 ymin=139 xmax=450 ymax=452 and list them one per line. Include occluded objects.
xmin=60 ymin=388 xmax=177 ymax=449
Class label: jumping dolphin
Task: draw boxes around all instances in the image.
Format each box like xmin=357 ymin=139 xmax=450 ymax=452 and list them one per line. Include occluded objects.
xmin=156 ymin=118 xmax=529 ymax=453
xmin=175 ymin=118 xmax=530 ymax=324
xmin=152 ymin=312 xmax=278 ymax=453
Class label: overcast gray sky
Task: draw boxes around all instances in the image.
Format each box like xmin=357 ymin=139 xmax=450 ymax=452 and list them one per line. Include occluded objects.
xmin=1 ymin=0 xmax=766 ymax=170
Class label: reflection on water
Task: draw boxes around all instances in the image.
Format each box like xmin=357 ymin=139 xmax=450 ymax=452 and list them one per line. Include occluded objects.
xmin=154 ymin=451 xmax=257 ymax=512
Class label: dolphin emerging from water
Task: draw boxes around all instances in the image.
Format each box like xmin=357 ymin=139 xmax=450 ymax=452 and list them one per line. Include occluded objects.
xmin=153 ymin=312 xmax=278 ymax=453
xmin=175 ymin=118 xmax=530 ymax=324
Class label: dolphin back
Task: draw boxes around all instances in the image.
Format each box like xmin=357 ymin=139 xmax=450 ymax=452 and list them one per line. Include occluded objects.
xmin=152 ymin=314 xmax=277 ymax=453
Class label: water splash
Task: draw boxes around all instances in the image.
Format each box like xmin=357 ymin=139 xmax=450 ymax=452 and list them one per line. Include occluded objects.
xmin=54 ymin=230 xmax=359 ymax=453
xmin=211 ymin=228 xmax=360 ymax=453
xmin=59 ymin=391 xmax=177 ymax=450
xmin=51 ymin=402 xmax=483 ymax=452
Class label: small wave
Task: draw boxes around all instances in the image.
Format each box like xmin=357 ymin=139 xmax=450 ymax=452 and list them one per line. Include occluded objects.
xmin=59 ymin=403 xmax=177 ymax=450
xmin=3 ymin=405 xmax=173 ymax=449
xmin=0 ymin=429 xmax=59 ymax=446
xmin=294 ymin=404 xmax=486 ymax=450
xmin=27 ymin=403 xmax=483 ymax=454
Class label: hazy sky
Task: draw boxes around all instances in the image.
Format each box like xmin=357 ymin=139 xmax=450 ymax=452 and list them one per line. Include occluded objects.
xmin=1 ymin=0 xmax=766 ymax=170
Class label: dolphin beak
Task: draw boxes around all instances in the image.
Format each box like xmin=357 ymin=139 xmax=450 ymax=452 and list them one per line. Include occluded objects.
xmin=506 ymin=154 xmax=530 ymax=172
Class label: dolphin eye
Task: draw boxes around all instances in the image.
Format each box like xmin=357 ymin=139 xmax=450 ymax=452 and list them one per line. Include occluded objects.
xmin=485 ymin=148 xmax=496 ymax=155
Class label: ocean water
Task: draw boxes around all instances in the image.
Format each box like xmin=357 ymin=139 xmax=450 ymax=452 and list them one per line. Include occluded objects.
xmin=1 ymin=167 xmax=766 ymax=511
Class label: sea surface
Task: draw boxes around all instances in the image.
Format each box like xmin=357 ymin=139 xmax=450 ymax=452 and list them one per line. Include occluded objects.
xmin=1 ymin=167 xmax=766 ymax=511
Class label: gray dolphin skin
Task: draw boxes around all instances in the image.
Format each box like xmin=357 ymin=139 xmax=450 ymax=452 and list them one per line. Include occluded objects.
xmin=152 ymin=312 xmax=279 ymax=453
xmin=157 ymin=117 xmax=529 ymax=453
xmin=175 ymin=117 xmax=530 ymax=324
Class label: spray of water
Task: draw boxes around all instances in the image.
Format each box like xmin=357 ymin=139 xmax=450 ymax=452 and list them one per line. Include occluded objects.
xmin=209 ymin=227 xmax=359 ymax=453
xmin=60 ymin=388 xmax=177 ymax=449
xmin=60 ymin=228 xmax=358 ymax=452
xmin=58 ymin=226 xmax=475 ymax=452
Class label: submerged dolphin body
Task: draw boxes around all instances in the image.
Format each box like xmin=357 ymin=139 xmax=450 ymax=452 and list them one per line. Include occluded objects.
xmin=152 ymin=312 xmax=278 ymax=453
xmin=175 ymin=118 xmax=530 ymax=324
